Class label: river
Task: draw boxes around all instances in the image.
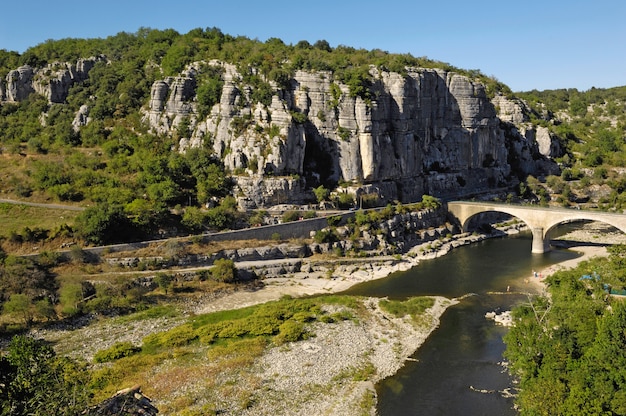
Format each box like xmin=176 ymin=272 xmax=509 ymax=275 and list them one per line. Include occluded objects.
xmin=343 ymin=232 xmax=580 ymax=415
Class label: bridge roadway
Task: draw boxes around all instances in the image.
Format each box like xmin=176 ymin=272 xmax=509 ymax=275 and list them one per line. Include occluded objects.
xmin=447 ymin=201 xmax=626 ymax=253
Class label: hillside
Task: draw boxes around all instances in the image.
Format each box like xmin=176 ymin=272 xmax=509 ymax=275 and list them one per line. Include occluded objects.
xmin=0 ymin=26 xmax=585 ymax=248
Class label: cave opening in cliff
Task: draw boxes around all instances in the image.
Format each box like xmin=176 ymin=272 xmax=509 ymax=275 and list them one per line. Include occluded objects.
xmin=302 ymin=126 xmax=338 ymax=190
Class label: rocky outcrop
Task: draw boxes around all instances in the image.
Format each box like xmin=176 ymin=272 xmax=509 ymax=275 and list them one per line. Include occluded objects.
xmin=1 ymin=57 xmax=103 ymax=104
xmin=144 ymin=63 xmax=559 ymax=207
xmin=72 ymin=104 xmax=90 ymax=132
xmin=494 ymin=95 xmax=563 ymax=177
xmin=84 ymin=385 xmax=158 ymax=416
xmin=5 ymin=65 xmax=35 ymax=102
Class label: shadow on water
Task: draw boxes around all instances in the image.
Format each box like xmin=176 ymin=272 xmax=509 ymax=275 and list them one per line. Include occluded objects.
xmin=341 ymin=232 xmax=581 ymax=415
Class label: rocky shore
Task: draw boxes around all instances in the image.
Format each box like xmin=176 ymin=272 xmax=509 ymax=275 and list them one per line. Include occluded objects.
xmin=239 ymin=296 xmax=456 ymax=416
xmin=185 ymin=223 xmax=615 ymax=415
xmin=25 ymin=221 xmax=617 ymax=415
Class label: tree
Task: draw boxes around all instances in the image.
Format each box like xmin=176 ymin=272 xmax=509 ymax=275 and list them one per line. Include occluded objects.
xmin=0 ymin=336 xmax=92 ymax=416
xmin=154 ymin=273 xmax=173 ymax=294
xmin=564 ymin=300 xmax=626 ymax=414
xmin=59 ymin=283 xmax=84 ymax=317
xmin=313 ymin=185 xmax=330 ymax=203
xmin=75 ymin=203 xmax=130 ymax=245
xmin=33 ymin=299 xmax=56 ymax=322
xmin=181 ymin=206 xmax=207 ymax=232
xmin=2 ymin=293 xmax=33 ymax=325
xmin=211 ymin=258 xmax=236 ymax=282
xmin=504 ymin=249 xmax=626 ymax=415
xmin=313 ymin=39 xmax=332 ymax=52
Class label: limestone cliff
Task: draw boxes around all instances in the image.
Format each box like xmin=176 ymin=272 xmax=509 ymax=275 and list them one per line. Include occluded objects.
xmin=0 ymin=56 xmax=103 ymax=104
xmin=492 ymin=94 xmax=562 ymax=177
xmin=143 ymin=63 xmax=560 ymax=207
xmin=1 ymin=56 xmax=560 ymax=208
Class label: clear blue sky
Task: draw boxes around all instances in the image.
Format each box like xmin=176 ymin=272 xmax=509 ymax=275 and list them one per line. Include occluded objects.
xmin=1 ymin=0 xmax=624 ymax=92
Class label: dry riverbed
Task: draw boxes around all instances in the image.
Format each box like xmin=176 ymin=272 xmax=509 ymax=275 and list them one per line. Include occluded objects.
xmin=26 ymin=222 xmax=618 ymax=415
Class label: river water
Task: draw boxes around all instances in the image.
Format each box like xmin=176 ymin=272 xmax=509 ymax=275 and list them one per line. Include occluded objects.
xmin=343 ymin=232 xmax=580 ymax=415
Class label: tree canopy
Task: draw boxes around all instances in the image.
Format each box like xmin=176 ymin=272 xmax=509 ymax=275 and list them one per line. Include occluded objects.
xmin=504 ymin=246 xmax=626 ymax=415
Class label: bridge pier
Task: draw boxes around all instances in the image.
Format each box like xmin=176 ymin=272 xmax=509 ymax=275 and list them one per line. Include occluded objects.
xmin=531 ymin=227 xmax=550 ymax=254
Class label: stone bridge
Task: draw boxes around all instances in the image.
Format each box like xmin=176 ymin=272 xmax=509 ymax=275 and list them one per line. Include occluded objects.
xmin=447 ymin=201 xmax=626 ymax=253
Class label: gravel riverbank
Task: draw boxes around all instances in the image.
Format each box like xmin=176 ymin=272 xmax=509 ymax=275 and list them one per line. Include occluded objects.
xmin=23 ymin=222 xmax=619 ymax=415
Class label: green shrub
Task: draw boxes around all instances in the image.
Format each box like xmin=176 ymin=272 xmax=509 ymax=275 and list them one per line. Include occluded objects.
xmin=154 ymin=272 xmax=173 ymax=294
xmin=274 ymin=320 xmax=306 ymax=344
xmin=327 ymin=215 xmax=342 ymax=226
xmin=93 ymin=341 xmax=141 ymax=363
xmin=1 ymin=336 xmax=92 ymax=415
xmin=142 ymin=324 xmax=197 ymax=352
xmin=211 ymin=258 xmax=236 ymax=282
xmin=281 ymin=210 xmax=300 ymax=222
xmin=290 ymin=110 xmax=307 ymax=124
xmin=336 ymin=192 xmax=355 ymax=209
xmin=314 ymin=229 xmax=337 ymax=244
xmin=379 ymin=297 xmax=435 ymax=320
xmin=217 ymin=320 xmax=250 ymax=338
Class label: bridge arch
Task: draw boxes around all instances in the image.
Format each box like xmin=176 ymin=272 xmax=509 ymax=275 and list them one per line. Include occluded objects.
xmin=454 ymin=209 xmax=530 ymax=233
xmin=447 ymin=201 xmax=626 ymax=253
xmin=544 ymin=216 xmax=626 ymax=242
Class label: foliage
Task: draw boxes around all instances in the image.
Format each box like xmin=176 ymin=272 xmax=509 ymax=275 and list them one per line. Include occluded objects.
xmin=138 ymin=295 xmax=356 ymax=354
xmin=247 ymin=210 xmax=267 ymax=227
xmin=59 ymin=282 xmax=86 ymax=317
xmin=313 ymin=185 xmax=330 ymax=203
xmin=0 ymin=255 xmax=56 ymax=305
xmin=2 ymin=293 xmax=34 ymax=325
xmin=93 ymin=341 xmax=141 ymax=363
xmin=504 ymin=248 xmax=626 ymax=415
xmin=281 ymin=210 xmax=300 ymax=223
xmin=195 ymin=65 xmax=225 ymax=118
xmin=379 ymin=297 xmax=435 ymax=322
xmin=75 ymin=203 xmax=132 ymax=245
xmin=314 ymin=229 xmax=338 ymax=244
xmin=210 ymin=258 xmax=236 ymax=282
xmin=154 ymin=272 xmax=173 ymax=294
xmin=0 ymin=335 xmax=92 ymax=415
xmin=335 ymin=192 xmax=355 ymax=209
xmin=274 ymin=320 xmax=306 ymax=344
xmin=515 ymin=86 xmax=626 ymax=210
xmin=420 ymin=195 xmax=441 ymax=210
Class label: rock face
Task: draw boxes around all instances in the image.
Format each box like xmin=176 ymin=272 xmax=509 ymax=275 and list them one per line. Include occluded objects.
xmin=0 ymin=57 xmax=103 ymax=104
xmin=143 ymin=63 xmax=560 ymax=207
xmin=493 ymin=95 xmax=562 ymax=177
xmin=1 ymin=55 xmax=561 ymax=207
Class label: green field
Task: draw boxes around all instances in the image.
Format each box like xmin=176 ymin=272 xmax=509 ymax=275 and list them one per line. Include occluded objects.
xmin=0 ymin=202 xmax=79 ymax=237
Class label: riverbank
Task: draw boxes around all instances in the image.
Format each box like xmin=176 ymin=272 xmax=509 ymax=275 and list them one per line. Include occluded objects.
xmin=27 ymin=224 xmax=618 ymax=415
xmin=529 ymin=245 xmax=609 ymax=293
xmin=187 ymin=224 xmax=618 ymax=415
xmin=528 ymin=221 xmax=623 ymax=292
xmin=194 ymin=230 xmax=496 ymax=315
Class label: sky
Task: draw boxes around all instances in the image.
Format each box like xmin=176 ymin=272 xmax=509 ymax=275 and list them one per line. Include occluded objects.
xmin=1 ymin=0 xmax=624 ymax=92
